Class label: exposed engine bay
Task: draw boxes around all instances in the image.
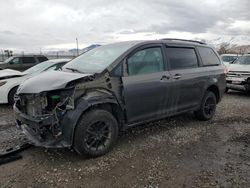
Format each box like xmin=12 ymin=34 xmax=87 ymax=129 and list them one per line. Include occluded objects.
xmin=14 ymin=72 xmax=122 ymax=147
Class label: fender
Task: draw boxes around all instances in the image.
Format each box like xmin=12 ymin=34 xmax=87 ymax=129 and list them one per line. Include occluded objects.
xmin=60 ymin=89 xmax=121 ymax=147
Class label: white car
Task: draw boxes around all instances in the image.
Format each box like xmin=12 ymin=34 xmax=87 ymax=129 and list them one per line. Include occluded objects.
xmin=0 ymin=59 xmax=70 ymax=104
xmin=221 ymin=54 xmax=240 ymax=68
xmin=226 ymin=54 xmax=250 ymax=92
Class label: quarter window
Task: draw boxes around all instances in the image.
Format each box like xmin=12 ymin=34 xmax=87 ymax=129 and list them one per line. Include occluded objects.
xmin=127 ymin=47 xmax=164 ymax=76
xmin=166 ymin=47 xmax=198 ymax=70
xmin=197 ymin=47 xmax=221 ymax=66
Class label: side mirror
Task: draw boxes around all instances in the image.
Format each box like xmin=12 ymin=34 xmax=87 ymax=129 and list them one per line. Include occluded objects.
xmin=9 ymin=61 xmax=13 ymax=64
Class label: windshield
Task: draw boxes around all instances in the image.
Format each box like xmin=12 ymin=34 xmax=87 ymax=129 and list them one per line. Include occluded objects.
xmin=235 ymin=56 xmax=250 ymax=65
xmin=221 ymin=56 xmax=238 ymax=63
xmin=3 ymin=57 xmax=14 ymax=63
xmin=63 ymin=42 xmax=136 ymax=73
xmin=23 ymin=60 xmax=55 ymax=74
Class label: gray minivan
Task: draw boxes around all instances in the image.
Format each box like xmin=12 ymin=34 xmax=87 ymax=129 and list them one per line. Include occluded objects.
xmin=0 ymin=55 xmax=48 ymax=71
xmin=14 ymin=39 xmax=226 ymax=157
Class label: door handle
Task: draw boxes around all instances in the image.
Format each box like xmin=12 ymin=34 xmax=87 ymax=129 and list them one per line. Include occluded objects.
xmin=160 ymin=75 xmax=170 ymax=81
xmin=173 ymin=74 xmax=181 ymax=80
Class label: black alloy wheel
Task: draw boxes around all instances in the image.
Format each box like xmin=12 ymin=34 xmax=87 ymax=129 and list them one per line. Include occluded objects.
xmin=74 ymin=109 xmax=118 ymax=157
xmin=195 ymin=91 xmax=217 ymax=121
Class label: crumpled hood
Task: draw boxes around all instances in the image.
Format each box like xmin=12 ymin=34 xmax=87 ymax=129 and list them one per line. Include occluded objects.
xmin=228 ymin=64 xmax=250 ymax=72
xmin=0 ymin=69 xmax=23 ymax=80
xmin=17 ymin=70 xmax=91 ymax=94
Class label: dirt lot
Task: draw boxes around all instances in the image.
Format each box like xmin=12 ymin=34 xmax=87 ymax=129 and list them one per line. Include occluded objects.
xmin=0 ymin=92 xmax=250 ymax=188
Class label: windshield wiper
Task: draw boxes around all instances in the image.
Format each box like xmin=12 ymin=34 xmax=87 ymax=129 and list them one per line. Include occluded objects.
xmin=65 ymin=67 xmax=82 ymax=73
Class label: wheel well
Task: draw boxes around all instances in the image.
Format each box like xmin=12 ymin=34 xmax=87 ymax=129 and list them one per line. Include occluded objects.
xmin=8 ymin=86 xmax=18 ymax=103
xmin=87 ymin=103 xmax=124 ymax=129
xmin=207 ymin=85 xmax=220 ymax=103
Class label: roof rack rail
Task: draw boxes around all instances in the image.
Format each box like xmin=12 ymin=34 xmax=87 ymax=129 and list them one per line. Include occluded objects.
xmin=161 ymin=38 xmax=207 ymax=45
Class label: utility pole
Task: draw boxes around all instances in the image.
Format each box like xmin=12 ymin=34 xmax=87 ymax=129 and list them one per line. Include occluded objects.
xmin=76 ymin=37 xmax=79 ymax=56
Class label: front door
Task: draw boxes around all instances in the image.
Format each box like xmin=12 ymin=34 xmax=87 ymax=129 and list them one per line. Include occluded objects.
xmin=122 ymin=45 xmax=172 ymax=123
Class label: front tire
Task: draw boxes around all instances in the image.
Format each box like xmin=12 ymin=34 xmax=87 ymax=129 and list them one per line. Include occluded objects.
xmin=8 ymin=87 xmax=18 ymax=105
xmin=195 ymin=91 xmax=217 ymax=121
xmin=74 ymin=109 xmax=119 ymax=157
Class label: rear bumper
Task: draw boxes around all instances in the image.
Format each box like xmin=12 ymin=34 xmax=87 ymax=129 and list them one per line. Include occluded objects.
xmin=14 ymin=104 xmax=71 ymax=148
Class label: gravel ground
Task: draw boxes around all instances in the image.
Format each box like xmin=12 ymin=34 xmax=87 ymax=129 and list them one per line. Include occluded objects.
xmin=0 ymin=91 xmax=250 ymax=188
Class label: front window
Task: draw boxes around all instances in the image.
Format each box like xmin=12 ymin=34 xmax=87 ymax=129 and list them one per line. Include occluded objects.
xmin=127 ymin=47 xmax=164 ymax=76
xmin=6 ymin=57 xmax=21 ymax=64
xmin=63 ymin=42 xmax=137 ymax=74
xmin=235 ymin=56 xmax=250 ymax=65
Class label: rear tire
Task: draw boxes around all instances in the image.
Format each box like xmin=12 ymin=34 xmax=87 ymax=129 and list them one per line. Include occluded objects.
xmin=8 ymin=87 xmax=18 ymax=105
xmin=195 ymin=91 xmax=217 ymax=121
xmin=74 ymin=109 xmax=119 ymax=157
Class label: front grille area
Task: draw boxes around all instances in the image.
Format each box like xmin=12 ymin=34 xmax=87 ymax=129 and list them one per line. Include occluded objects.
xmin=15 ymin=94 xmax=47 ymax=117
xmin=227 ymin=71 xmax=250 ymax=77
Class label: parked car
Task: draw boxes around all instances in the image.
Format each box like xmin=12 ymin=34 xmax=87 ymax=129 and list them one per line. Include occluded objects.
xmin=14 ymin=39 xmax=226 ymax=157
xmin=0 ymin=55 xmax=48 ymax=71
xmin=226 ymin=54 xmax=250 ymax=92
xmin=0 ymin=59 xmax=70 ymax=104
xmin=221 ymin=54 xmax=239 ymax=67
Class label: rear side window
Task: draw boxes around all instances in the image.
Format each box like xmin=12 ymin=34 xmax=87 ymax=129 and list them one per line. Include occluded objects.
xmin=37 ymin=56 xmax=48 ymax=62
xmin=127 ymin=47 xmax=164 ymax=76
xmin=22 ymin=57 xmax=36 ymax=64
xmin=197 ymin=47 xmax=221 ymax=66
xmin=166 ymin=47 xmax=198 ymax=70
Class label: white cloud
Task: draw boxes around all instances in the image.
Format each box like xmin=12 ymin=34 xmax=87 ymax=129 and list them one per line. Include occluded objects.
xmin=0 ymin=0 xmax=249 ymax=52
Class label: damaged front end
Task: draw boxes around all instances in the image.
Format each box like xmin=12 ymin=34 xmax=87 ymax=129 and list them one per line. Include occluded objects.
xmin=14 ymin=87 xmax=76 ymax=148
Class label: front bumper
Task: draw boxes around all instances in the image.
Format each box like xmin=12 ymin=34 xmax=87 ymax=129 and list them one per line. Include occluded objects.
xmin=0 ymin=86 xmax=9 ymax=104
xmin=226 ymin=83 xmax=250 ymax=91
xmin=226 ymin=75 xmax=250 ymax=91
xmin=14 ymin=105 xmax=71 ymax=148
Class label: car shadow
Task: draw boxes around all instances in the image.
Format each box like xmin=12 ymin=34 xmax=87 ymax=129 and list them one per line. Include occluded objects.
xmin=38 ymin=112 xmax=204 ymax=161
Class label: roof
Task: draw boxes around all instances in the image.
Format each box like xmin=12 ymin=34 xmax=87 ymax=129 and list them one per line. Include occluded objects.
xmin=105 ymin=39 xmax=208 ymax=48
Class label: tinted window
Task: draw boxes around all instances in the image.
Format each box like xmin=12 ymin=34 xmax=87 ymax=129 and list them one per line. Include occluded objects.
xmin=10 ymin=57 xmax=21 ymax=64
xmin=127 ymin=47 xmax=164 ymax=76
xmin=37 ymin=56 xmax=48 ymax=62
xmin=198 ymin=47 xmax=221 ymax=66
xmin=166 ymin=47 xmax=198 ymax=70
xmin=22 ymin=57 xmax=36 ymax=64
